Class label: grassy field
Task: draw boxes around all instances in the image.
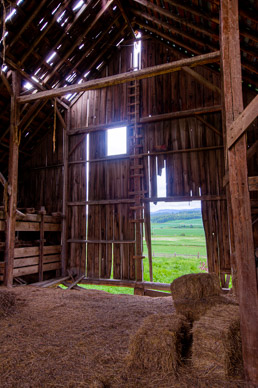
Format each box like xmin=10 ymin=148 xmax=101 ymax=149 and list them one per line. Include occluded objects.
xmin=78 ymin=215 xmax=207 ymax=295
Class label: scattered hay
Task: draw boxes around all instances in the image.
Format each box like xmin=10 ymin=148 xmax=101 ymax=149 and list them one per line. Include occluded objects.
xmin=0 ymin=289 xmax=16 ymax=318
xmin=126 ymin=313 xmax=190 ymax=377
xmin=174 ymin=295 xmax=238 ymax=322
xmin=192 ymin=304 xmax=244 ymax=381
xmin=171 ymin=273 xmax=221 ymax=301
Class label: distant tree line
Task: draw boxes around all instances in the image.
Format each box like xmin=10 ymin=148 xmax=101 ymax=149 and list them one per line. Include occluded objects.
xmin=151 ymin=210 xmax=202 ymax=223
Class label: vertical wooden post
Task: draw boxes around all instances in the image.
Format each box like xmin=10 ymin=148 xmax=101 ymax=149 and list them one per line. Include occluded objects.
xmin=39 ymin=206 xmax=46 ymax=281
xmin=61 ymin=107 xmax=70 ymax=276
xmin=144 ymin=201 xmax=153 ymax=281
xmin=220 ymin=1 xmax=258 ymax=385
xmin=4 ymin=71 xmax=20 ymax=287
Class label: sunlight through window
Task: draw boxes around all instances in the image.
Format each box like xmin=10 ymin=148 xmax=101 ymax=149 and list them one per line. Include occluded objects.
xmin=107 ymin=127 xmax=127 ymax=156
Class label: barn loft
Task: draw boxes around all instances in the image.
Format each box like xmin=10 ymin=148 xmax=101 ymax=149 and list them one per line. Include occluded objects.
xmin=0 ymin=0 xmax=257 ymax=385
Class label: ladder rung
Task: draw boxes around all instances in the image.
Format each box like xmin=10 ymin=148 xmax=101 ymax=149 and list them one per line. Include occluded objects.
xmin=130 ymin=173 xmax=144 ymax=178
xmin=130 ymin=165 xmax=144 ymax=169
xmin=130 ymin=219 xmax=144 ymax=223
xmin=128 ymin=190 xmax=147 ymax=195
xmin=133 ymin=255 xmax=145 ymax=260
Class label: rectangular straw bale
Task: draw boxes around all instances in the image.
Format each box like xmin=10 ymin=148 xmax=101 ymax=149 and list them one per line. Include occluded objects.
xmin=127 ymin=314 xmax=190 ymax=376
xmin=174 ymin=295 xmax=238 ymax=322
xmin=192 ymin=305 xmax=243 ymax=380
xmin=171 ymin=273 xmax=221 ymax=301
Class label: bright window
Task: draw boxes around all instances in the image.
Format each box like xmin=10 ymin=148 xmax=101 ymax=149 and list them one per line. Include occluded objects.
xmin=107 ymin=127 xmax=127 ymax=156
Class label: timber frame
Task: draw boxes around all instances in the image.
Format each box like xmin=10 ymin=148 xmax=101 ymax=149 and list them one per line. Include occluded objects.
xmin=0 ymin=0 xmax=257 ymax=385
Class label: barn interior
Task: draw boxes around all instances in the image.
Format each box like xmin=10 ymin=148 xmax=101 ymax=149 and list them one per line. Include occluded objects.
xmin=0 ymin=0 xmax=257 ymax=386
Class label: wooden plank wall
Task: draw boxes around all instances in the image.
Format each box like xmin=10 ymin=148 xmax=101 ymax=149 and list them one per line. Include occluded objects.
xmin=69 ymin=46 xmax=135 ymax=278
xmin=141 ymin=40 xmax=230 ymax=274
xmin=17 ymin=40 xmax=257 ymax=280
xmin=19 ymin=122 xmax=63 ymax=214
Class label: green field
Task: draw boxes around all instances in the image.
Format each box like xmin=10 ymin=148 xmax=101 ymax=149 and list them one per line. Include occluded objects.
xmin=78 ymin=212 xmax=208 ymax=295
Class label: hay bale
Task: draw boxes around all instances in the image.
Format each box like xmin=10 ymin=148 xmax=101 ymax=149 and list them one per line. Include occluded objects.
xmin=174 ymin=295 xmax=238 ymax=322
xmin=0 ymin=289 xmax=16 ymax=318
xmin=171 ymin=273 xmax=221 ymax=301
xmin=127 ymin=314 xmax=190 ymax=377
xmin=192 ymin=304 xmax=244 ymax=380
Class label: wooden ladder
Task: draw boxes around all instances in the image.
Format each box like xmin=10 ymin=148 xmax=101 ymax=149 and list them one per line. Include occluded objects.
xmin=127 ymin=78 xmax=145 ymax=282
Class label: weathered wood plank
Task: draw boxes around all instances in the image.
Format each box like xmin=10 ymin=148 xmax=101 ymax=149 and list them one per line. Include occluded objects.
xmin=248 ymin=176 xmax=258 ymax=191
xmin=227 ymin=95 xmax=258 ymax=149
xmin=220 ymin=0 xmax=258 ymax=385
xmin=4 ymin=71 xmax=20 ymax=287
xmin=18 ymin=51 xmax=220 ymax=103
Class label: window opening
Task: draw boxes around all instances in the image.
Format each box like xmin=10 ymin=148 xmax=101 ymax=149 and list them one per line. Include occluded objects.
xmin=133 ymin=31 xmax=141 ymax=71
xmin=107 ymin=127 xmax=127 ymax=156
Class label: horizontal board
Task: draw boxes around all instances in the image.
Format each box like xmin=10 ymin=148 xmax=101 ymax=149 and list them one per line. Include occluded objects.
xmin=13 ymin=262 xmax=61 ymax=277
xmin=13 ymin=255 xmax=61 ymax=268
xmin=14 ymin=245 xmax=61 ymax=258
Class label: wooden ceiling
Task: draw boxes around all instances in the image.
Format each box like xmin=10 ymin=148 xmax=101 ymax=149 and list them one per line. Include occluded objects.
xmin=0 ymin=0 xmax=257 ymax=169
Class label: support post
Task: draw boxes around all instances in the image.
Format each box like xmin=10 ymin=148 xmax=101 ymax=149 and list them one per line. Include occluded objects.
xmin=39 ymin=206 xmax=46 ymax=282
xmin=4 ymin=71 xmax=20 ymax=287
xmin=220 ymin=1 xmax=258 ymax=385
xmin=61 ymin=107 xmax=70 ymax=276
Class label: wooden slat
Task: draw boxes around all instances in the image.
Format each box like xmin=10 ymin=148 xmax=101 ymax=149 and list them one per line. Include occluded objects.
xmin=13 ymin=255 xmax=61 ymax=268
xmin=13 ymin=262 xmax=61 ymax=277
xmin=14 ymin=245 xmax=61 ymax=258
xmin=18 ymin=51 xmax=220 ymax=103
xmin=248 ymin=177 xmax=258 ymax=192
xmin=227 ymin=95 xmax=258 ymax=149
xmin=80 ymin=278 xmax=171 ymax=291
xmin=140 ymin=105 xmax=222 ymax=124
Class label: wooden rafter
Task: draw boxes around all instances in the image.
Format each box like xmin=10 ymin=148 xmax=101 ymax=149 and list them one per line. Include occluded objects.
xmin=44 ymin=0 xmax=115 ymax=84
xmin=115 ymin=0 xmax=136 ymax=39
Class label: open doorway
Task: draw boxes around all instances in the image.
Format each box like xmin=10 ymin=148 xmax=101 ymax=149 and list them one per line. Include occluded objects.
xmin=143 ymin=166 xmax=207 ymax=283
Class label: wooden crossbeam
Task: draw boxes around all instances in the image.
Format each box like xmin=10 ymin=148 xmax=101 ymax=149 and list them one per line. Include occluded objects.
xmin=140 ymin=105 xmax=221 ymax=124
xmin=227 ymin=95 xmax=258 ymax=149
xmin=182 ymin=66 xmax=221 ymax=95
xmin=18 ymin=51 xmax=220 ymax=103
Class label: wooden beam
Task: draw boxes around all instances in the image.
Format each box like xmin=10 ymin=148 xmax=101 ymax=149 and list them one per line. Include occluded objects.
xmin=67 ymin=121 xmax=128 ymax=136
xmin=44 ymin=0 xmax=114 ymax=83
xmin=20 ymin=0 xmax=73 ymax=64
xmin=115 ymin=0 xmax=136 ymax=39
xmin=182 ymin=66 xmax=221 ymax=95
xmin=140 ymin=105 xmax=222 ymax=124
xmin=8 ymin=0 xmax=49 ymax=49
xmin=247 ymin=140 xmax=258 ymax=160
xmin=80 ymin=277 xmax=171 ymax=291
xmin=248 ymin=177 xmax=258 ymax=192
xmin=0 ymin=72 xmax=13 ymax=96
xmin=220 ymin=1 xmax=258 ymax=385
xmin=227 ymin=95 xmax=258 ymax=149
xmin=196 ymin=116 xmax=222 ymax=137
xmin=4 ymin=71 xmax=20 ymax=287
xmin=17 ymin=51 xmax=220 ymax=103
xmin=134 ymin=0 xmax=218 ymax=40
xmin=61 ymin=108 xmax=69 ymax=276
xmin=133 ymin=9 xmax=216 ymax=53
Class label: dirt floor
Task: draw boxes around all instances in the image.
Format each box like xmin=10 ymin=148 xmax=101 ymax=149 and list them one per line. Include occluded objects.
xmin=0 ymin=286 xmax=246 ymax=388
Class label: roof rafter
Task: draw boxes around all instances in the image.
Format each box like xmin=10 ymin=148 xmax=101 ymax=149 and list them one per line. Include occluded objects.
xmin=44 ymin=0 xmax=115 ymax=84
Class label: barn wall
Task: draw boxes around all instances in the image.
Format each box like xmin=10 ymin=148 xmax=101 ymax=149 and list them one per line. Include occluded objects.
xmin=68 ymin=39 xmax=231 ymax=278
